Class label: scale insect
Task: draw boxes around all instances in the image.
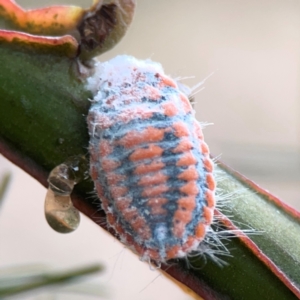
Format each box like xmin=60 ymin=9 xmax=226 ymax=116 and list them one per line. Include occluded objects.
xmin=0 ymin=0 xmax=237 ymax=266
xmin=86 ymin=55 xmax=216 ymax=263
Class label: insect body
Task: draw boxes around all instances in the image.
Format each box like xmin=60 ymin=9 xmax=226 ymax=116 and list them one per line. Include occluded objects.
xmin=87 ymin=55 xmax=216 ymax=263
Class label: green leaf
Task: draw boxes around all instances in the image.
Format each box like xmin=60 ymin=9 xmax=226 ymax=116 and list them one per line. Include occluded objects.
xmin=0 ymin=264 xmax=103 ymax=297
xmin=0 ymin=172 xmax=10 ymax=205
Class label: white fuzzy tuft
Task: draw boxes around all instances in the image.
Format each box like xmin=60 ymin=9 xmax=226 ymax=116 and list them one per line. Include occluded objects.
xmin=86 ymin=55 xmax=164 ymax=96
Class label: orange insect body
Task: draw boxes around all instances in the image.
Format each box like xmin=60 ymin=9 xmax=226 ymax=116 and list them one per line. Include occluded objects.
xmin=87 ymin=56 xmax=216 ymax=263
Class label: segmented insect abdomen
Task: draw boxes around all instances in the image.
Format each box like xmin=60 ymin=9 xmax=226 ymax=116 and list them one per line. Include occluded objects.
xmin=87 ymin=56 xmax=216 ymax=262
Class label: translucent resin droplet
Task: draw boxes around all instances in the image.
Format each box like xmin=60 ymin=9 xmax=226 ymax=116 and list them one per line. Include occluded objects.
xmin=45 ymin=156 xmax=88 ymax=233
xmin=48 ymin=164 xmax=75 ymax=196
xmin=45 ymin=189 xmax=80 ymax=233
